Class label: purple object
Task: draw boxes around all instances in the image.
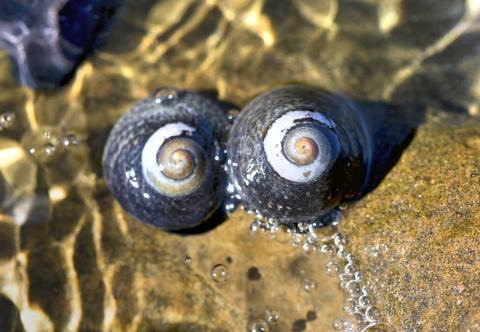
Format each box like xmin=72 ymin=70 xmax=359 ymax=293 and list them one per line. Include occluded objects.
xmin=0 ymin=0 xmax=119 ymax=89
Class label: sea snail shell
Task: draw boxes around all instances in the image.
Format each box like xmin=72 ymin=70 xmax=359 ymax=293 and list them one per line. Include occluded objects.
xmin=227 ymin=86 xmax=375 ymax=225
xmin=102 ymin=88 xmax=230 ymax=231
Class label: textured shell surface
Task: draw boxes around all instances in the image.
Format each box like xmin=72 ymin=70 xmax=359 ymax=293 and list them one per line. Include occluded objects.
xmin=228 ymin=85 xmax=373 ymax=225
xmin=102 ymin=88 xmax=230 ymax=231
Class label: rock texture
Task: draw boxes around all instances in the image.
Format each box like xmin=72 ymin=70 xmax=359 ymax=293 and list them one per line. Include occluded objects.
xmin=341 ymin=118 xmax=480 ymax=331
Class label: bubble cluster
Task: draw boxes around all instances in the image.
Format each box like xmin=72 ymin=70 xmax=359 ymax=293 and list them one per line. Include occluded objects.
xmin=0 ymin=111 xmax=15 ymax=131
xmin=24 ymin=129 xmax=60 ymax=159
xmin=22 ymin=129 xmax=80 ymax=160
xmin=329 ymin=254 xmax=390 ymax=332
xmin=237 ymin=208 xmax=392 ymax=331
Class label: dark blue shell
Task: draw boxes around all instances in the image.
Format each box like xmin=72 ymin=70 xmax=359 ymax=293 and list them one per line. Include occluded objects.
xmin=227 ymin=86 xmax=417 ymax=225
xmin=0 ymin=0 xmax=120 ymax=89
xmin=102 ymin=89 xmax=230 ymax=231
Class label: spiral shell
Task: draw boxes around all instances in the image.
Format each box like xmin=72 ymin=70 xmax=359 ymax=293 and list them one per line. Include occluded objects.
xmin=102 ymin=88 xmax=230 ymax=231
xmin=227 ymin=86 xmax=373 ymax=225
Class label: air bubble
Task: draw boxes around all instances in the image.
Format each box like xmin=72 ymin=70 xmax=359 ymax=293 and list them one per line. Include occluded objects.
xmin=319 ymin=243 xmax=336 ymax=257
xmin=211 ymin=264 xmax=228 ymax=283
xmin=43 ymin=142 xmax=57 ymax=156
xmin=354 ymin=271 xmax=363 ymax=282
xmin=333 ymin=316 xmax=355 ymax=331
xmin=339 ymin=273 xmax=351 ymax=283
xmin=267 ymin=222 xmax=279 ymax=234
xmin=326 ymin=261 xmax=340 ymax=276
xmin=303 ymin=242 xmax=316 ymax=255
xmin=303 ymin=278 xmax=317 ymax=293
xmin=343 ymin=299 xmax=356 ymax=314
xmin=346 ymin=281 xmax=362 ymax=297
xmin=354 ymin=303 xmax=365 ymax=314
xmin=290 ymin=233 xmax=304 ymax=247
xmin=352 ymin=312 xmax=364 ymax=323
xmin=264 ymin=310 xmax=280 ymax=325
xmin=365 ymin=306 xmax=382 ymax=323
xmin=154 ymin=87 xmax=178 ymax=103
xmin=297 ymin=222 xmax=309 ymax=232
xmin=250 ymin=221 xmax=262 ymax=233
xmin=225 ymin=189 xmax=239 ymax=212
xmin=225 ymin=198 xmax=238 ymax=213
xmin=249 ymin=320 xmax=269 ymax=332
xmin=0 ymin=111 xmax=15 ymax=130
xmin=336 ymin=247 xmax=346 ymax=259
xmin=362 ymin=284 xmax=374 ymax=296
xmin=305 ymin=233 xmax=317 ymax=244
xmin=344 ymin=263 xmax=356 ymax=275
xmin=332 ymin=317 xmax=346 ymax=331
xmin=334 ymin=233 xmax=347 ymax=247
xmin=62 ymin=133 xmax=80 ymax=148
xmin=272 ymin=224 xmax=291 ymax=244
xmin=227 ymin=109 xmax=240 ymax=123
xmin=345 ymin=253 xmax=356 ymax=263
xmin=308 ymin=224 xmax=337 ymax=243
xmin=358 ymin=295 xmax=373 ymax=308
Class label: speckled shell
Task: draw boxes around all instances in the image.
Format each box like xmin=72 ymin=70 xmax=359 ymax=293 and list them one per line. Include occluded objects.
xmin=102 ymin=89 xmax=230 ymax=231
xmin=227 ymin=86 xmax=372 ymax=225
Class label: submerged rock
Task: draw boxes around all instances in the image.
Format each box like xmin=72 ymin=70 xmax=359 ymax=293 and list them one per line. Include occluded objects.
xmin=340 ymin=117 xmax=480 ymax=331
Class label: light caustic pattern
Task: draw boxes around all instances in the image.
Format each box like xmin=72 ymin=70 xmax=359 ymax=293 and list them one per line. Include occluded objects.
xmin=0 ymin=0 xmax=479 ymax=331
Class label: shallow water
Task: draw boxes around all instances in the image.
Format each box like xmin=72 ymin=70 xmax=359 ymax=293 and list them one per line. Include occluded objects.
xmin=0 ymin=0 xmax=479 ymax=331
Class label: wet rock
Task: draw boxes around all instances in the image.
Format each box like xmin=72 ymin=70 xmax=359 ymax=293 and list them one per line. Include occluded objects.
xmin=341 ymin=118 xmax=480 ymax=331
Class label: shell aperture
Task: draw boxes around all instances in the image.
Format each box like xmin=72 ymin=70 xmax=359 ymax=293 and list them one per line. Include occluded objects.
xmin=102 ymin=88 xmax=230 ymax=231
xmin=228 ymin=85 xmax=394 ymax=225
